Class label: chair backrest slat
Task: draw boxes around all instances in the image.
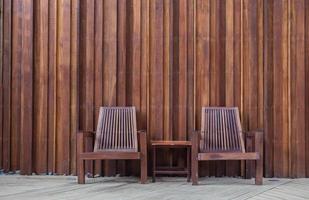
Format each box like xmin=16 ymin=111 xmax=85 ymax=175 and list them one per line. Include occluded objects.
xmin=94 ymin=107 xmax=138 ymax=152
xmin=200 ymin=107 xmax=245 ymax=152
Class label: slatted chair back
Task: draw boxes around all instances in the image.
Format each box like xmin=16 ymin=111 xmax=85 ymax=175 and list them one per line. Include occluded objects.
xmin=94 ymin=107 xmax=138 ymax=152
xmin=200 ymin=107 xmax=245 ymax=153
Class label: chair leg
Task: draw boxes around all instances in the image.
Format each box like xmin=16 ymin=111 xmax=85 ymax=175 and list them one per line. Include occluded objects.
xmin=191 ymin=159 xmax=198 ymax=185
xmin=152 ymin=146 xmax=156 ymax=183
xmin=78 ymin=158 xmax=85 ymax=184
xmin=187 ymin=147 xmax=191 ymax=182
xmin=255 ymin=159 xmax=263 ymax=185
xmin=191 ymin=132 xmax=199 ymax=185
xmin=140 ymin=156 xmax=147 ymax=184
xmin=254 ymin=131 xmax=263 ymax=185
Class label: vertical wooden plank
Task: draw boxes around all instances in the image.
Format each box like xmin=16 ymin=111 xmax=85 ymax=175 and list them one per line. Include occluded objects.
xmin=289 ymin=0 xmax=306 ymax=178
xmin=20 ymin=0 xmax=33 ymax=175
xmin=48 ymin=0 xmax=57 ymax=174
xmin=2 ymin=0 xmax=12 ymax=172
xmin=225 ymin=0 xmax=234 ymax=109
xmin=11 ymin=0 xmax=22 ymax=172
xmin=163 ymin=0 xmax=174 ymax=170
xmin=141 ymin=0 xmax=149 ymax=124
xmin=71 ymin=0 xmax=80 ymax=176
xmin=243 ymin=0 xmax=259 ymax=178
xmin=129 ymin=0 xmax=142 ymax=176
xmin=0 ymin=0 xmax=3 ymax=169
xmin=94 ymin=0 xmax=103 ymax=176
xmin=273 ymin=0 xmax=289 ymax=178
xmin=225 ymin=0 xmax=239 ymax=177
xmin=187 ymin=0 xmax=195 ymax=174
xmin=232 ymin=0 xmax=242 ymax=177
xmin=79 ymin=0 xmax=95 ymax=176
xmin=263 ymin=0 xmax=274 ymax=178
xmin=149 ymin=0 xmax=163 ymax=141
xmin=196 ymin=0 xmax=210 ymax=177
xmin=163 ymin=0 xmax=173 ymax=141
xmin=131 ymin=0 xmax=141 ymax=123
xmin=140 ymin=0 xmax=149 ymax=150
xmin=305 ymin=0 xmax=309 ymax=178
xmin=33 ymin=0 xmax=49 ymax=174
xmin=117 ymin=0 xmax=127 ymax=107
xmin=103 ymin=0 xmax=117 ymax=176
xmin=209 ymin=0 xmax=218 ymax=176
xmin=187 ymin=0 xmax=195 ymax=142
xmin=116 ymin=0 xmax=127 ymax=176
xmin=178 ymin=0 xmax=187 ymax=141
xmin=56 ymin=0 xmax=71 ymax=175
xmin=210 ymin=0 xmax=226 ymax=177
xmin=257 ymin=0 xmax=264 ymax=130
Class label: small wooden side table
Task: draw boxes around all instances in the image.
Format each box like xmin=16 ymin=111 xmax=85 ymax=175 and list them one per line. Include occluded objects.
xmin=151 ymin=140 xmax=192 ymax=182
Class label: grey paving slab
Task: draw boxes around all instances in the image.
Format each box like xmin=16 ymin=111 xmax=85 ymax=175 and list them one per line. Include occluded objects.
xmin=0 ymin=175 xmax=308 ymax=200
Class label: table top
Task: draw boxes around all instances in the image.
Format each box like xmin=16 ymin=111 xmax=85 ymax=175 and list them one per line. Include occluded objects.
xmin=151 ymin=140 xmax=192 ymax=147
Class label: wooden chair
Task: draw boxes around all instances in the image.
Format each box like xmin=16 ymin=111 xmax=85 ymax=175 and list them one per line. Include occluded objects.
xmin=77 ymin=107 xmax=147 ymax=184
xmin=191 ymin=107 xmax=263 ymax=185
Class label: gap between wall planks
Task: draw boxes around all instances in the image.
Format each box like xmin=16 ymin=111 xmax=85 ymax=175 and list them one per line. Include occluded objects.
xmin=0 ymin=0 xmax=308 ymax=178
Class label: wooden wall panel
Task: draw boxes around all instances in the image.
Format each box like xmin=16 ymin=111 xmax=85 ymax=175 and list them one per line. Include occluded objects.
xmin=70 ymin=0 xmax=79 ymax=176
xmin=289 ymin=0 xmax=306 ymax=178
xmin=33 ymin=0 xmax=49 ymax=174
xmin=263 ymin=0 xmax=274 ymax=178
xmin=47 ymin=0 xmax=57 ymax=174
xmin=56 ymin=0 xmax=71 ymax=175
xmin=93 ymin=0 xmax=103 ymax=176
xmin=0 ymin=0 xmax=309 ymax=178
xmin=11 ymin=0 xmax=22 ymax=171
xmin=20 ymin=0 xmax=34 ymax=175
xmin=272 ymin=0 xmax=289 ymax=178
xmin=306 ymin=0 xmax=309 ymax=178
xmin=0 ymin=0 xmax=3 ymax=170
xmin=2 ymin=0 xmax=12 ymax=173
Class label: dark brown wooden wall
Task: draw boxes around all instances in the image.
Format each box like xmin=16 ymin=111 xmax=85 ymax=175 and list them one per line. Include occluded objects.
xmin=0 ymin=0 xmax=308 ymax=178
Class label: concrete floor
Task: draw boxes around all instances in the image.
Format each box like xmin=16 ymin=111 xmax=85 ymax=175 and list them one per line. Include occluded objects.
xmin=0 ymin=175 xmax=308 ymax=200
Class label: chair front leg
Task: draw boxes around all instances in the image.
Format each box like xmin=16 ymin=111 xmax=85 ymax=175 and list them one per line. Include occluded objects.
xmin=191 ymin=131 xmax=199 ymax=185
xmin=78 ymin=159 xmax=85 ymax=184
xmin=138 ymin=130 xmax=148 ymax=184
xmin=254 ymin=131 xmax=263 ymax=185
xmin=77 ymin=132 xmax=85 ymax=184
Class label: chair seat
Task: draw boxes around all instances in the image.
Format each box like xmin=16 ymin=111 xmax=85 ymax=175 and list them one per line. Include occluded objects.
xmin=80 ymin=151 xmax=140 ymax=160
xmin=198 ymin=152 xmax=259 ymax=161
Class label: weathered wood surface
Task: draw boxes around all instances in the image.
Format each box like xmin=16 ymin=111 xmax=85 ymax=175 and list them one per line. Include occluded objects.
xmin=1 ymin=176 xmax=309 ymax=200
xmin=0 ymin=0 xmax=309 ymax=178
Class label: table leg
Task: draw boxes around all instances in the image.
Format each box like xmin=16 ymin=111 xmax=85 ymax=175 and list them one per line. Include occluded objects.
xmin=152 ymin=146 xmax=156 ymax=182
xmin=187 ymin=147 xmax=191 ymax=182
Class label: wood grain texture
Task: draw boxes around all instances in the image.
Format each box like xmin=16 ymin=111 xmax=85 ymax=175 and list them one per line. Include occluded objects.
xmin=20 ymin=0 xmax=33 ymax=175
xmin=2 ymin=0 xmax=12 ymax=173
xmin=56 ymin=0 xmax=71 ymax=175
xmin=33 ymin=0 xmax=48 ymax=174
xmin=0 ymin=0 xmax=309 ymax=178
xmin=0 ymin=0 xmax=3 ymax=169
xmin=11 ymin=0 xmax=22 ymax=171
